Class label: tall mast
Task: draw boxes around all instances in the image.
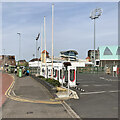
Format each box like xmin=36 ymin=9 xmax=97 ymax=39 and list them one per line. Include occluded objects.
xmin=51 ymin=4 xmax=54 ymax=79
xmin=40 ymin=26 xmax=43 ymax=76
xmin=44 ymin=16 xmax=47 ymax=78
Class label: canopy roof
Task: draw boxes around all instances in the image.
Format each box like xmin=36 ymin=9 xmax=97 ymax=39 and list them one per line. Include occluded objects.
xmin=99 ymin=46 xmax=120 ymax=60
xmin=60 ymin=50 xmax=78 ymax=55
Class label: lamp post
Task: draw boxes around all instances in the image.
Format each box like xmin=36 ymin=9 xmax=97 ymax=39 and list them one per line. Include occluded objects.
xmin=36 ymin=33 xmax=40 ymax=75
xmin=90 ymin=8 xmax=102 ymax=66
xmin=51 ymin=4 xmax=54 ymax=79
xmin=17 ymin=32 xmax=21 ymax=65
xmin=37 ymin=46 xmax=40 ymax=75
xmin=40 ymin=26 xmax=43 ymax=76
xmin=36 ymin=33 xmax=40 ymax=58
xmin=44 ymin=16 xmax=47 ymax=78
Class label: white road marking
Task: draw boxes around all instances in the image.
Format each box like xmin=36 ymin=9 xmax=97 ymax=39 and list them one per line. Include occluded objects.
xmin=80 ymin=90 xmax=119 ymax=95
xmin=12 ymin=90 xmax=16 ymax=96
xmin=80 ymin=91 xmax=106 ymax=95
xmin=109 ymin=90 xmax=118 ymax=93
xmin=100 ymin=77 xmax=119 ymax=81
xmin=81 ymin=84 xmax=111 ymax=87
xmin=100 ymin=77 xmax=105 ymax=79
xmin=82 ymin=85 xmax=89 ymax=87
xmin=93 ymin=84 xmax=111 ymax=87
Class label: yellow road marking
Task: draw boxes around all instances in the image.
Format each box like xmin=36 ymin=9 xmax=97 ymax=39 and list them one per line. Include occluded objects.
xmin=5 ymin=75 xmax=61 ymax=104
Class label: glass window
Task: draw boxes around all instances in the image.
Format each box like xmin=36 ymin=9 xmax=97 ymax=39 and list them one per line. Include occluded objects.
xmin=69 ymin=51 xmax=75 ymax=56
xmin=42 ymin=69 xmax=44 ymax=72
xmin=60 ymin=69 xmax=62 ymax=79
xmin=64 ymin=70 xmax=68 ymax=82
xmin=104 ymin=47 xmax=113 ymax=55
xmin=116 ymin=47 xmax=120 ymax=55
xmin=57 ymin=71 xmax=59 ymax=80
xmin=54 ymin=70 xmax=57 ymax=77
xmin=60 ymin=69 xmax=64 ymax=79
xmin=64 ymin=52 xmax=69 ymax=55
xmin=70 ymin=69 xmax=75 ymax=81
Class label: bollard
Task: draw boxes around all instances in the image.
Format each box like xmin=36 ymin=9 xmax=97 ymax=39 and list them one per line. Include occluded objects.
xmin=19 ymin=69 xmax=22 ymax=77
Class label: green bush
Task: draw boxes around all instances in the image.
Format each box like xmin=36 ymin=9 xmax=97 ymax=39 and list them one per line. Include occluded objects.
xmin=38 ymin=76 xmax=45 ymax=79
xmin=44 ymin=78 xmax=60 ymax=87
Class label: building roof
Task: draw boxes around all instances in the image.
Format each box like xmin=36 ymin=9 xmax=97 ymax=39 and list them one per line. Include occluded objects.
xmin=42 ymin=50 xmax=49 ymax=54
xmin=29 ymin=58 xmax=41 ymax=62
xmin=86 ymin=56 xmax=91 ymax=59
xmin=18 ymin=60 xmax=26 ymax=62
xmin=98 ymin=46 xmax=120 ymax=60
xmin=60 ymin=50 xmax=78 ymax=55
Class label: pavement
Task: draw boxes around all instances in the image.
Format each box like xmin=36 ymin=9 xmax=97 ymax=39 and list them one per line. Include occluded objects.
xmin=2 ymin=74 xmax=72 ymax=118
xmin=66 ymin=73 xmax=119 ymax=118
xmin=0 ymin=72 xmax=13 ymax=107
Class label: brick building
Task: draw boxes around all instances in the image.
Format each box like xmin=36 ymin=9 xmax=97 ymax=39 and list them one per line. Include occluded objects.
xmin=0 ymin=55 xmax=16 ymax=66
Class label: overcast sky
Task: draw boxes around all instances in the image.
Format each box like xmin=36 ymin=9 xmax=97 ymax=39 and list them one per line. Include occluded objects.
xmin=2 ymin=2 xmax=118 ymax=61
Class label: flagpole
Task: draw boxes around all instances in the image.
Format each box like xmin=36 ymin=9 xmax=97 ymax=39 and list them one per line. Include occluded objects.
xmin=40 ymin=26 xmax=43 ymax=76
xmin=51 ymin=4 xmax=54 ymax=79
xmin=44 ymin=16 xmax=47 ymax=78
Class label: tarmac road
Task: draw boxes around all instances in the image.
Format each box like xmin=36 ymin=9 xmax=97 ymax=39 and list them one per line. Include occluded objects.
xmin=2 ymin=74 xmax=71 ymax=118
xmin=66 ymin=73 xmax=119 ymax=119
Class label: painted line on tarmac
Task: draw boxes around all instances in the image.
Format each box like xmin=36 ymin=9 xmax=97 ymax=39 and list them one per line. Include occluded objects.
xmin=93 ymin=84 xmax=111 ymax=87
xmin=82 ymin=85 xmax=89 ymax=87
xmin=61 ymin=101 xmax=81 ymax=119
xmin=80 ymin=90 xmax=119 ymax=95
xmin=100 ymin=77 xmax=118 ymax=82
xmin=12 ymin=91 xmax=16 ymax=96
xmin=100 ymin=77 xmax=105 ymax=79
xmin=5 ymin=75 xmax=61 ymax=105
xmin=81 ymin=84 xmax=111 ymax=87
xmin=109 ymin=90 xmax=119 ymax=93
xmin=80 ymin=91 xmax=106 ymax=95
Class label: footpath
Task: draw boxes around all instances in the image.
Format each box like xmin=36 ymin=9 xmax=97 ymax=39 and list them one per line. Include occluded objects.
xmin=0 ymin=72 xmax=13 ymax=107
xmin=2 ymin=74 xmax=74 ymax=118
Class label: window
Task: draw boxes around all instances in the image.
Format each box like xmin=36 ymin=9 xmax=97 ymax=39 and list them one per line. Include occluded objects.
xmin=57 ymin=71 xmax=59 ymax=80
xmin=70 ymin=69 xmax=75 ymax=81
xmin=64 ymin=52 xmax=69 ymax=56
xmin=69 ymin=52 xmax=75 ymax=56
xmin=54 ymin=70 xmax=57 ymax=77
xmin=116 ymin=47 xmax=120 ymax=55
xmin=104 ymin=47 xmax=112 ymax=55
xmin=42 ymin=69 xmax=44 ymax=72
xmin=60 ymin=69 xmax=62 ymax=79
xmin=60 ymin=69 xmax=64 ymax=79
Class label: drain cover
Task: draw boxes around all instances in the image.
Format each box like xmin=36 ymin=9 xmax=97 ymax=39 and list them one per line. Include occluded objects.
xmin=26 ymin=112 xmax=33 ymax=114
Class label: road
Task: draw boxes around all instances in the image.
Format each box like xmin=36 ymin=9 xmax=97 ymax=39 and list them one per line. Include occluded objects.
xmin=2 ymin=74 xmax=71 ymax=118
xmin=66 ymin=73 xmax=118 ymax=119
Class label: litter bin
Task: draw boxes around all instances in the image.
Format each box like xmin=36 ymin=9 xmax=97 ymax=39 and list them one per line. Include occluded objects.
xmin=19 ymin=69 xmax=22 ymax=77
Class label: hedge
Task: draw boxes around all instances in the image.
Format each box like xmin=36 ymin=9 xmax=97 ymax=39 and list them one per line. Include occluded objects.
xmin=38 ymin=76 xmax=61 ymax=87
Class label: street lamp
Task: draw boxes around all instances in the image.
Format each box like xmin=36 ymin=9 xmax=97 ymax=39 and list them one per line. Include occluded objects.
xmin=36 ymin=33 xmax=40 ymax=76
xmin=51 ymin=4 xmax=54 ymax=79
xmin=90 ymin=8 xmax=102 ymax=66
xmin=17 ymin=32 xmax=21 ymax=65
xmin=36 ymin=33 xmax=40 ymax=59
xmin=37 ymin=46 xmax=40 ymax=75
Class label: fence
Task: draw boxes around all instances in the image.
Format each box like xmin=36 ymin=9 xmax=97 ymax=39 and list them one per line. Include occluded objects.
xmin=29 ymin=67 xmax=40 ymax=75
xmin=77 ymin=67 xmax=105 ymax=74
